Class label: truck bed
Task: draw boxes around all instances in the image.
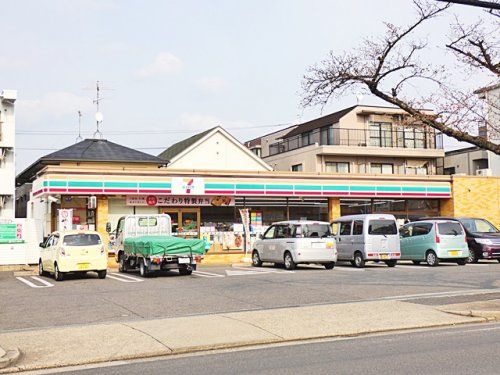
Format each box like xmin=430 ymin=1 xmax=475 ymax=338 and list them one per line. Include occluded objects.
xmin=123 ymin=236 xmax=206 ymax=257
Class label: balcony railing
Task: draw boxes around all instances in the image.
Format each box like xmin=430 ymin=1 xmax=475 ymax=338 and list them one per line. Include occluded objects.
xmin=268 ymin=127 xmax=443 ymax=156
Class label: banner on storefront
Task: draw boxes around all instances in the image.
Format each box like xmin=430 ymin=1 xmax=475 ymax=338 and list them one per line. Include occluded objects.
xmin=171 ymin=177 xmax=205 ymax=195
xmin=0 ymin=219 xmax=24 ymax=244
xmin=239 ymin=208 xmax=251 ymax=254
xmin=126 ymin=195 xmax=234 ymax=207
xmin=58 ymin=209 xmax=73 ymax=231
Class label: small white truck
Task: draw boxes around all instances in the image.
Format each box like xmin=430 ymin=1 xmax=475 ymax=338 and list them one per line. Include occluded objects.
xmin=111 ymin=214 xmax=205 ymax=277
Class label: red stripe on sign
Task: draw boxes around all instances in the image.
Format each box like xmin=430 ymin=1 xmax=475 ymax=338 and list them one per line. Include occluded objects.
xmin=402 ymin=193 xmax=427 ymax=197
xmin=105 ymin=189 xmax=137 ymax=193
xmin=205 ymin=190 xmax=234 ymax=194
xmin=49 ymin=188 xmax=67 ymax=192
xmin=67 ymin=189 xmax=103 ymax=193
xmin=322 ymin=191 xmax=350 ymax=196
xmin=350 ymin=192 xmax=376 ymax=196
xmin=235 ymin=190 xmax=265 ymax=195
xmin=266 ymin=191 xmax=292 ymax=195
xmin=294 ymin=191 xmax=321 ymax=196
xmin=427 ymin=193 xmax=451 ymax=197
xmin=376 ymin=192 xmax=402 ymax=197
xmin=137 ymin=189 xmax=172 ymax=194
xmin=33 ymin=189 xmax=44 ymax=196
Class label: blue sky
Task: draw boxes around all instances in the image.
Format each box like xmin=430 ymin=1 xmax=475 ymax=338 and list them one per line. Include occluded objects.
xmin=0 ymin=0 xmax=491 ymax=172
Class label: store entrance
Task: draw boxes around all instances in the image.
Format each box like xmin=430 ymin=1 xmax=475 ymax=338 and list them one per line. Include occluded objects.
xmin=161 ymin=208 xmax=200 ymax=238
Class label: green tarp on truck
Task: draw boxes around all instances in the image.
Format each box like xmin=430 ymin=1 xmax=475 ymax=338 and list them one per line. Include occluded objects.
xmin=124 ymin=236 xmax=206 ymax=257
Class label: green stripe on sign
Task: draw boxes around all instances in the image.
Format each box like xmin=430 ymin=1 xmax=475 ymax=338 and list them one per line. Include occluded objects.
xmin=323 ymin=185 xmax=349 ymax=191
xmin=350 ymin=186 xmax=376 ymax=191
xmin=266 ymin=184 xmax=293 ymax=190
xmin=236 ymin=184 xmax=265 ymax=190
xmin=427 ymin=187 xmax=451 ymax=193
xmin=104 ymin=182 xmax=137 ymax=188
xmin=376 ymin=186 xmax=401 ymax=192
xmin=43 ymin=181 xmax=48 ymax=187
xmin=294 ymin=185 xmax=322 ymax=191
xmin=402 ymin=186 xmax=426 ymax=192
xmin=205 ymin=183 xmax=234 ymax=189
xmin=138 ymin=182 xmax=171 ymax=188
xmin=49 ymin=181 xmax=67 ymax=187
xmin=68 ymin=181 xmax=103 ymax=188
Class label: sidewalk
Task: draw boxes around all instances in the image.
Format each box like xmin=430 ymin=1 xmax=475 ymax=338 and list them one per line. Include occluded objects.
xmin=0 ymin=299 xmax=489 ymax=373
xmin=438 ymin=298 xmax=500 ymax=321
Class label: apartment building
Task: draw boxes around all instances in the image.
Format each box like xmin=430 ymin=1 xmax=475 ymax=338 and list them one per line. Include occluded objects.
xmin=0 ymin=90 xmax=17 ymax=219
xmin=245 ymin=105 xmax=444 ymax=175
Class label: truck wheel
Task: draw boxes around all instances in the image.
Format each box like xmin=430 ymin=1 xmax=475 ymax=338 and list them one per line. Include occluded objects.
xmin=97 ymin=270 xmax=107 ymax=279
xmin=54 ymin=263 xmax=64 ymax=281
xmin=139 ymin=259 xmax=150 ymax=278
xmin=179 ymin=267 xmax=193 ymax=276
xmin=118 ymin=253 xmax=128 ymax=273
xmin=385 ymin=260 xmax=397 ymax=267
xmin=353 ymin=252 xmax=365 ymax=268
xmin=252 ymin=250 xmax=262 ymax=267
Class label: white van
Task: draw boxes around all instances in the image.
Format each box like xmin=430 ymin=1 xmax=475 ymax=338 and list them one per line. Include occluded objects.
xmin=331 ymin=214 xmax=400 ymax=268
xmin=252 ymin=220 xmax=337 ymax=270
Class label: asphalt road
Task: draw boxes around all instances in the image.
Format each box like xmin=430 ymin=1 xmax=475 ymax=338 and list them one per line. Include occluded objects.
xmin=1 ymin=260 xmax=499 ymax=332
xmin=51 ymin=323 xmax=500 ymax=375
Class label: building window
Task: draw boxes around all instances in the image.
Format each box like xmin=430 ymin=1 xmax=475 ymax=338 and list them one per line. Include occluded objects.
xmin=291 ymin=164 xmax=303 ymax=172
xmin=301 ymin=131 xmax=312 ymax=147
xmin=369 ymin=122 xmax=392 ymax=147
xmin=325 ymin=162 xmax=350 ymax=173
xmin=371 ymin=163 xmax=394 ymax=174
xmin=443 ymin=167 xmax=455 ymax=175
xmin=320 ymin=126 xmax=333 ymax=145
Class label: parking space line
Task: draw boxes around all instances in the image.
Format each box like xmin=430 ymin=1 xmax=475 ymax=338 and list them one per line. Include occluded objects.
xmin=231 ymin=266 xmax=293 ymax=274
xmin=16 ymin=276 xmax=54 ymax=288
xmin=192 ymin=270 xmax=225 ymax=278
xmin=107 ymin=274 xmax=144 ymax=283
xmin=109 ymin=273 xmax=144 ymax=282
xmin=335 ymin=267 xmax=365 ymax=272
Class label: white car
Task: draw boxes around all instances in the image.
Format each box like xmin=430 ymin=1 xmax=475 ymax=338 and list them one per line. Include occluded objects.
xmin=252 ymin=220 xmax=337 ymax=270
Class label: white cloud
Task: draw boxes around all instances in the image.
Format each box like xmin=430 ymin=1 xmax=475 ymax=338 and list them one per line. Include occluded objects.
xmin=138 ymin=52 xmax=183 ymax=77
xmin=198 ymin=76 xmax=228 ymax=92
xmin=16 ymin=92 xmax=93 ymax=123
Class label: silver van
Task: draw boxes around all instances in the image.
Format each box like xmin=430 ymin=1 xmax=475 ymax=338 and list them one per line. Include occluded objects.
xmin=331 ymin=214 xmax=400 ymax=268
xmin=252 ymin=220 xmax=337 ymax=270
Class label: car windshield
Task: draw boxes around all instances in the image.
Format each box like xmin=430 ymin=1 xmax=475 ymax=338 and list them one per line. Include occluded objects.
xmin=437 ymin=222 xmax=464 ymax=236
xmin=460 ymin=219 xmax=499 ymax=234
xmin=63 ymin=234 xmax=101 ymax=246
xmin=301 ymin=224 xmax=332 ymax=238
xmin=368 ymin=220 xmax=397 ymax=235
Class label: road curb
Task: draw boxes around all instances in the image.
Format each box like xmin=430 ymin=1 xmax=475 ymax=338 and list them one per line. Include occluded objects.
xmin=439 ymin=309 xmax=500 ymax=321
xmin=0 ymin=346 xmax=21 ymax=370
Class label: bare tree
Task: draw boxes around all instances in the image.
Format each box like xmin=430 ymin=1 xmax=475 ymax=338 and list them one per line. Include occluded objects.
xmin=302 ymin=0 xmax=500 ymax=154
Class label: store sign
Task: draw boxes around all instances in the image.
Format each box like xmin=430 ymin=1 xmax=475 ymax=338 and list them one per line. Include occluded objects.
xmin=126 ymin=195 xmax=234 ymax=207
xmin=0 ymin=220 xmax=24 ymax=244
xmin=171 ymin=177 xmax=205 ymax=195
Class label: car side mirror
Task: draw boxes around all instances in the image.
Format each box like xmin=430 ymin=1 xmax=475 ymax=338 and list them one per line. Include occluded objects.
xmin=39 ymin=242 xmax=45 ymax=248
xmin=106 ymin=222 xmax=112 ymax=233
xmin=258 ymin=234 xmax=263 ymax=239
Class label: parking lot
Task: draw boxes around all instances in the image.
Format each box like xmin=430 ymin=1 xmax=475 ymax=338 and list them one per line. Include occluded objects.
xmin=1 ymin=260 xmax=499 ymax=332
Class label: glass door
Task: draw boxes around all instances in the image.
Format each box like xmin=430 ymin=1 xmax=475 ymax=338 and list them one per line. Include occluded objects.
xmin=160 ymin=208 xmax=200 ymax=238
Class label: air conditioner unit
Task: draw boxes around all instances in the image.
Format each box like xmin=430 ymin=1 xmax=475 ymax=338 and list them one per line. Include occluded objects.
xmin=476 ymin=168 xmax=492 ymax=176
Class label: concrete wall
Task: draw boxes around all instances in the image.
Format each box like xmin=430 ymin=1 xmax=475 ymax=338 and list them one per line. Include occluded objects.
xmin=444 ymin=149 xmax=490 ymax=175
xmin=441 ymin=176 xmax=500 ymax=229
xmin=0 ymin=91 xmax=16 ymax=219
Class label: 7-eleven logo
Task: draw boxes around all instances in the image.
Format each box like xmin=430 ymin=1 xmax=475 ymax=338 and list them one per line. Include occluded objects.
xmin=172 ymin=177 xmax=205 ymax=195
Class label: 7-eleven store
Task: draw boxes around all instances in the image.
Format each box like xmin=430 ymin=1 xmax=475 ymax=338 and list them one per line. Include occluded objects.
xmin=30 ymin=164 xmax=452 ymax=255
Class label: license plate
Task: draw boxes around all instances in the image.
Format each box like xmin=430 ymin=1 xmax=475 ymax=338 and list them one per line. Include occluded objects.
xmin=178 ymin=258 xmax=190 ymax=264
xmin=380 ymin=254 xmax=389 ymax=260
xmin=77 ymin=263 xmax=90 ymax=270
xmin=449 ymin=251 xmax=459 ymax=256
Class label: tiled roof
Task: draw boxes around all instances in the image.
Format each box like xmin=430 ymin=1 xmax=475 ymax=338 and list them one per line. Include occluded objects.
xmin=158 ymin=127 xmax=215 ymax=161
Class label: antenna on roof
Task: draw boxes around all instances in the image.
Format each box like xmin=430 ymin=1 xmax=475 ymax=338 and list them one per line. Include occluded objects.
xmin=83 ymin=80 xmax=114 ymax=139
xmin=75 ymin=110 xmax=83 ymax=143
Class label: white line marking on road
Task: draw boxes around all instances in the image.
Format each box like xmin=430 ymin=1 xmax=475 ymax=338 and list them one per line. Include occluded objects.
xmin=109 ymin=273 xmax=144 ymax=282
xmin=231 ymin=266 xmax=294 ymax=274
xmin=395 ymin=265 xmax=429 ymax=270
xmin=377 ymin=288 xmax=500 ymax=301
xmin=466 ymin=263 xmax=494 ymax=266
xmin=335 ymin=267 xmax=365 ymax=272
xmin=107 ymin=274 xmax=144 ymax=283
xmin=30 ymin=276 xmax=55 ymax=287
xmin=16 ymin=276 xmax=54 ymax=288
xmin=192 ymin=270 xmax=225 ymax=278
